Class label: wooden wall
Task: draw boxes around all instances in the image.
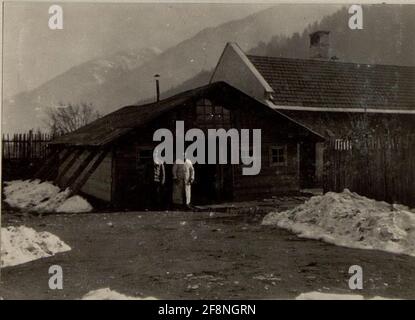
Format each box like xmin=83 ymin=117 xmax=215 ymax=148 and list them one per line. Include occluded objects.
xmin=324 ymin=134 xmax=415 ymax=207
xmin=230 ymin=106 xmax=306 ymax=200
xmin=111 ymin=91 xmax=318 ymax=206
xmin=113 ymin=140 xmax=146 ymax=208
xmin=232 ymin=142 xmax=300 ymax=200
xmin=81 ymin=152 xmax=113 ymax=202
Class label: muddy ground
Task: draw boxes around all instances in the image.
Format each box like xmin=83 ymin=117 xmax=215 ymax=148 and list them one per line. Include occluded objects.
xmin=1 ymin=208 xmax=415 ymax=299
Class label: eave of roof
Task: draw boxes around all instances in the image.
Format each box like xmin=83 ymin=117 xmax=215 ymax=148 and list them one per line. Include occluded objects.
xmin=267 ymin=101 xmax=415 ymax=114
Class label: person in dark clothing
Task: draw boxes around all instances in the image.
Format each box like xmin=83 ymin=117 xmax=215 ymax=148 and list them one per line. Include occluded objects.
xmin=153 ymin=149 xmax=166 ymax=210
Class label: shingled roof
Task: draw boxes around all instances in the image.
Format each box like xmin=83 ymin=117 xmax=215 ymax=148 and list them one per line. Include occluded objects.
xmin=247 ymin=55 xmax=415 ymax=112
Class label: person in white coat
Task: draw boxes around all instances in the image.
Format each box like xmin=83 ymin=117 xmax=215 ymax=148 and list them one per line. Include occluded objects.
xmin=172 ymin=154 xmax=195 ymax=209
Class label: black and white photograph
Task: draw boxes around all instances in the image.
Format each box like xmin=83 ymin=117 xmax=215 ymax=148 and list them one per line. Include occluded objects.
xmin=0 ymin=0 xmax=415 ymax=304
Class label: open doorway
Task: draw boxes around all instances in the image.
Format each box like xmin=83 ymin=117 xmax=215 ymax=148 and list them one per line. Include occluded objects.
xmin=299 ymin=141 xmax=317 ymax=189
xmin=192 ymin=163 xmax=233 ymax=205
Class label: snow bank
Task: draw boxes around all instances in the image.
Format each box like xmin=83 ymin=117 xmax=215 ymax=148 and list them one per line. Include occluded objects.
xmin=295 ymin=291 xmax=396 ymax=300
xmin=82 ymin=288 xmax=157 ymax=300
xmin=262 ymin=189 xmax=415 ymax=257
xmin=56 ymin=195 xmax=93 ymax=213
xmin=3 ymin=180 xmax=92 ymax=213
xmin=1 ymin=226 xmax=71 ymax=267
xmin=296 ymin=292 xmax=364 ymax=300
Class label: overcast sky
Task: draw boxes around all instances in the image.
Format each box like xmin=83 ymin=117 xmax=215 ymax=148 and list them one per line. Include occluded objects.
xmin=3 ymin=2 xmax=276 ymax=98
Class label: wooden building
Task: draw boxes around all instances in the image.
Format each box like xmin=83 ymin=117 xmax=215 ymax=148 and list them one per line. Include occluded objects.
xmin=210 ymin=42 xmax=415 ymax=186
xmin=48 ymin=82 xmax=323 ymax=208
xmin=46 ymin=39 xmax=415 ymax=208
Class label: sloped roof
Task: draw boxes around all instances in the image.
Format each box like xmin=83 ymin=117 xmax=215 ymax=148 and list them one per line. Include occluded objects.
xmin=51 ymin=83 xmax=220 ymax=146
xmin=51 ymin=81 xmax=324 ymax=147
xmin=247 ymin=55 xmax=415 ymax=112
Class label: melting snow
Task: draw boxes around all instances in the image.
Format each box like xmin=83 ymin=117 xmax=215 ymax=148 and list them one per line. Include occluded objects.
xmin=82 ymin=288 xmax=157 ymax=300
xmin=263 ymin=189 xmax=415 ymax=257
xmin=296 ymin=291 xmax=397 ymax=300
xmin=1 ymin=226 xmax=71 ymax=267
xmin=56 ymin=195 xmax=93 ymax=213
xmin=3 ymin=180 xmax=93 ymax=213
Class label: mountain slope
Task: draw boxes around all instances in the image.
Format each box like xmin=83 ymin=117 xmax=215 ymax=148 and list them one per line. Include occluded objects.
xmin=249 ymin=4 xmax=415 ymax=66
xmin=164 ymin=4 xmax=415 ymax=103
xmin=3 ymin=5 xmax=339 ymax=133
xmin=3 ymin=47 xmax=161 ymax=133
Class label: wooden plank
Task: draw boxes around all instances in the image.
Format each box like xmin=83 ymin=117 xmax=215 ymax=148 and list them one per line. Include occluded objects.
xmin=42 ymin=148 xmax=69 ymax=182
xmin=7 ymin=134 xmax=11 ymax=160
xmin=70 ymin=149 xmax=109 ymax=196
xmin=55 ymin=149 xmax=84 ymax=186
xmin=62 ymin=150 xmax=99 ymax=190
xmin=323 ymin=133 xmax=415 ymax=207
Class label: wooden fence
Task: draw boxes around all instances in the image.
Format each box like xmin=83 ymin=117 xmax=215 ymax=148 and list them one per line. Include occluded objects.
xmin=2 ymin=131 xmax=53 ymax=180
xmin=324 ymin=134 xmax=415 ymax=207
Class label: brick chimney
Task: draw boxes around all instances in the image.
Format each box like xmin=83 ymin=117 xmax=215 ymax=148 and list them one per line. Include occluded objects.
xmin=309 ymin=31 xmax=330 ymax=60
xmin=154 ymin=74 xmax=160 ymax=102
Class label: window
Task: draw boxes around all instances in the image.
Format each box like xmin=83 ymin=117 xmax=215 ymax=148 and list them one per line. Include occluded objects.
xmin=196 ymin=98 xmax=231 ymax=128
xmin=334 ymin=139 xmax=352 ymax=151
xmin=270 ymin=145 xmax=287 ymax=166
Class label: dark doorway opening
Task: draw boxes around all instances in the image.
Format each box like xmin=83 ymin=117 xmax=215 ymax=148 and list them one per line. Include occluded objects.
xmin=299 ymin=141 xmax=316 ymax=188
xmin=192 ymin=163 xmax=233 ymax=205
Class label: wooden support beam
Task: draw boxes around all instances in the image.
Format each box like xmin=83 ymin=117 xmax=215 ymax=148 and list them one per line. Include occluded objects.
xmin=62 ymin=150 xmax=98 ymax=190
xmin=55 ymin=149 xmax=84 ymax=187
xmin=43 ymin=152 xmax=64 ymax=182
xmin=69 ymin=150 xmax=109 ymax=196
xmin=42 ymin=148 xmax=74 ymax=182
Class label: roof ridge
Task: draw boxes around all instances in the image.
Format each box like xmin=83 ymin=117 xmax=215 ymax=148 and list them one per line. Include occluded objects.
xmin=50 ymin=82 xmax=233 ymax=146
xmin=246 ymin=54 xmax=415 ymax=69
xmin=124 ymin=82 xmax=227 ymax=109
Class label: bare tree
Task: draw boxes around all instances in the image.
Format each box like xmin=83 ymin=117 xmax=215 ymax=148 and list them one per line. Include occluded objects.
xmin=45 ymin=102 xmax=100 ymax=136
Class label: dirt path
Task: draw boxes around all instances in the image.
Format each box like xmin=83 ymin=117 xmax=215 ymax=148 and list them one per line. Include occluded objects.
xmin=1 ymin=210 xmax=415 ymax=299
